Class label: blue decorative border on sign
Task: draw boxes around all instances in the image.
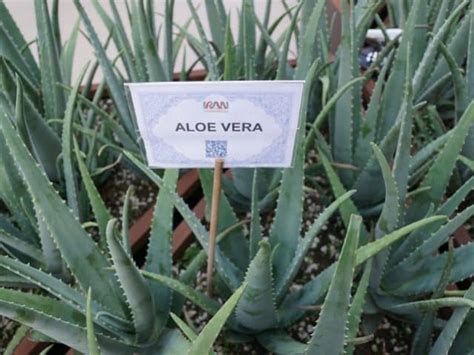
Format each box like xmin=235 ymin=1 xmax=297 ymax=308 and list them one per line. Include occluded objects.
xmin=137 ymin=91 xmax=295 ymax=165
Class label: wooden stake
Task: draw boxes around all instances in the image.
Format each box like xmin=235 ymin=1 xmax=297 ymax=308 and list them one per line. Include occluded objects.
xmin=206 ymin=158 xmax=224 ymax=296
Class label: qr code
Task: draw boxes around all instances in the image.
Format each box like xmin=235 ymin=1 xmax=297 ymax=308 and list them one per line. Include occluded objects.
xmin=206 ymin=140 xmax=227 ymax=158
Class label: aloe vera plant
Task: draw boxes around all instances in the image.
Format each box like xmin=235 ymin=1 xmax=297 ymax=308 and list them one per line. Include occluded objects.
xmin=124 ymin=65 xmax=447 ymax=351
xmin=321 ymin=93 xmax=474 ymax=353
xmin=185 ymin=0 xmax=332 ymax=212
xmin=0 ymin=0 xmax=119 ymax=182
xmin=0 ymin=0 xmax=126 ymax=241
xmin=0 ymin=90 xmax=248 ymax=353
xmin=308 ymin=0 xmax=473 ymax=214
xmin=72 ymin=0 xmax=190 ymax=156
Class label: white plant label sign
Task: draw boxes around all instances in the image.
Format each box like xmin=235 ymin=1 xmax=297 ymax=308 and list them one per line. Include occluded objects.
xmin=126 ymin=81 xmax=304 ymax=168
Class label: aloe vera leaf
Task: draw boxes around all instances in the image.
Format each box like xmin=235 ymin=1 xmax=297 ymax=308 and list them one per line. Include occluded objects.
xmin=0 ymin=230 xmax=42 ymax=262
xmin=353 ymin=52 xmax=392 ymax=168
xmin=142 ymin=272 xmax=220 ymax=315
xmin=62 ymin=65 xmax=87 ymax=219
xmin=205 ymin=0 xmax=225 ymax=54
xmin=392 ymin=52 xmax=413 ymax=207
xmin=173 ymin=18 xmax=193 ymax=67
xmin=0 ymin=111 xmax=125 ymax=316
xmin=437 ymin=176 xmax=474 ymax=216
xmin=388 ymin=203 xmax=437 ymax=268
xmin=50 ymin=0 xmax=61 ymax=51
xmin=386 ymin=242 xmax=474 ymax=296
xmin=346 ymin=259 xmax=373 ymax=355
xmin=73 ymin=139 xmax=110 ymax=248
xmin=319 ymin=151 xmax=369 ymax=244
xmin=0 ymin=254 xmax=92 ymax=314
xmin=270 ymin=60 xmax=318 ymax=284
xmin=235 ymin=241 xmax=277 ymax=331
xmin=423 ymin=13 xmax=471 ymax=94
xmin=0 ymin=127 xmax=36 ymax=240
xmin=249 ymin=169 xmax=262 ymax=260
xmin=409 ymin=132 xmax=449 ymax=175
xmin=411 ymin=242 xmax=453 ymax=355
xmin=10 ymin=81 xmax=35 ymax=224
xmin=98 ymin=0 xmax=137 ymax=81
xmin=275 ymin=2 xmax=302 ymax=80
xmin=331 ymin=0 xmax=356 ymax=186
xmin=357 ymin=216 xmax=446 ymax=264
xmin=430 ymin=283 xmax=474 ymax=354
xmin=461 ymin=6 xmax=474 ymax=166
xmin=14 ymin=76 xmax=32 ymax=152
xmin=410 ymin=102 xmax=474 ymax=217
xmin=394 ymin=206 xmax=473 ymax=272
xmin=60 ymin=19 xmax=80 ymax=86
xmin=468 ymin=5 xmax=474 ymax=98
xmin=199 ymin=169 xmax=249 ymax=271
xmin=4 ymin=325 xmax=30 ymax=355
xmin=235 ymin=7 xmax=245 ymax=76
xmin=439 ymin=41 xmax=469 ymax=120
xmin=170 ymin=313 xmax=197 ymax=341
xmin=1 ymin=64 xmax=61 ymax=181
xmin=255 ymin=0 xmax=272 ymax=76
xmin=378 ymin=0 xmax=421 ymax=138
xmin=127 ymin=0 xmax=148 ymax=82
xmin=352 ymin=106 xmax=402 ymax=208
xmin=370 ymin=143 xmax=400 ymax=289
xmin=2 ymin=63 xmax=40 ymax=121
xmin=255 ymin=0 xmax=296 ymax=66
xmin=279 ymin=215 xmax=446 ymax=325
xmin=223 ymin=16 xmax=236 ymax=80
xmin=306 ymin=76 xmax=365 ymax=152
xmin=306 ymin=214 xmax=361 ymax=354
xmin=186 ymin=0 xmax=219 ymax=79
xmin=87 ymin=289 xmax=101 ymax=355
xmin=0 ymin=214 xmax=23 ymax=241
xmin=0 ymin=288 xmax=88 ymax=351
xmin=34 ymin=0 xmax=65 ymax=120
xmin=189 ymin=284 xmax=245 ymax=355
xmin=225 ymin=168 xmax=279 ymax=208
xmin=0 ymin=1 xmax=39 ymax=82
xmin=163 ymin=0 xmax=175 ymax=80
xmin=294 ymin=0 xmax=325 ymax=80
xmin=299 ymin=0 xmax=317 ymax=34
xmin=36 ymin=205 xmax=63 ymax=276
xmin=0 ymin=26 xmax=39 ymax=92
xmin=257 ymin=331 xmax=306 ymax=354
xmin=394 ymin=297 xmax=474 ymax=311
xmin=432 ymin=0 xmax=456 ymax=33
xmin=413 ymin=0 xmax=470 ymax=96
xmin=275 ymin=190 xmax=356 ymax=302
xmin=119 ymin=186 xmax=133 ymax=254
xmin=254 ymin=13 xmax=280 ymax=64
xmin=136 ymin=0 xmax=166 ymax=81
xmin=243 ymin=0 xmax=256 ymax=79
xmin=410 ymin=1 xmax=429 ymax=69
xmin=106 ymin=220 xmax=157 ymax=342
xmin=144 ymin=169 xmax=178 ymax=328
xmin=106 ymin=0 xmax=138 ymax=80
xmin=73 ymin=0 xmax=134 ymax=137
xmin=354 ymin=0 xmax=384 ymax=49
xmin=0 ymin=288 xmax=136 ymax=354
xmin=69 ymin=89 xmax=137 ymax=152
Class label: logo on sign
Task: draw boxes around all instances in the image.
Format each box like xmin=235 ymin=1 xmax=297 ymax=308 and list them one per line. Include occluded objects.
xmin=203 ymin=100 xmax=229 ymax=112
